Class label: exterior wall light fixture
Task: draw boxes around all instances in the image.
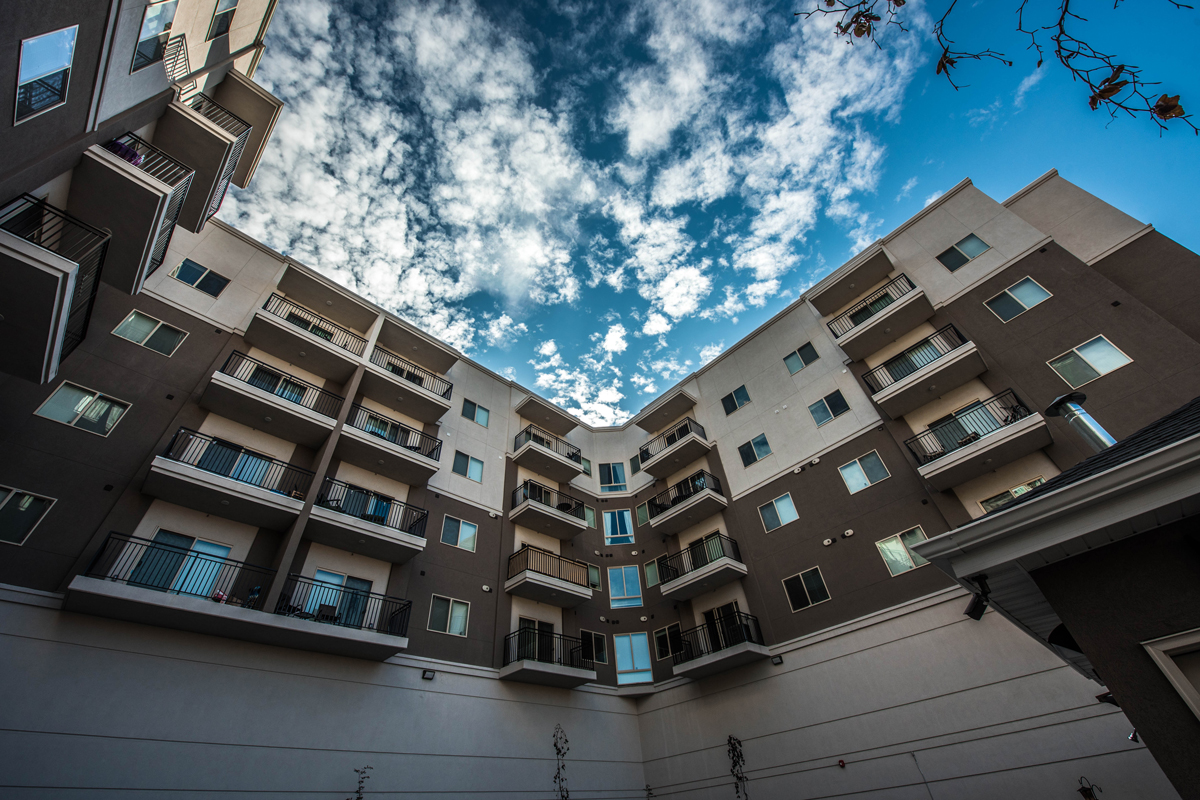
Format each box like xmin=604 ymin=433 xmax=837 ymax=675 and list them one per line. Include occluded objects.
xmin=964 ymin=574 xmax=990 ymax=620
xmin=422 ymin=670 xmax=436 ymax=680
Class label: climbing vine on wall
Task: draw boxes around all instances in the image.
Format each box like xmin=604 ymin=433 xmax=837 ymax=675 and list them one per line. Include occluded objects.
xmin=553 ymin=724 xmax=570 ymax=799
xmin=728 ymin=735 xmax=749 ymax=799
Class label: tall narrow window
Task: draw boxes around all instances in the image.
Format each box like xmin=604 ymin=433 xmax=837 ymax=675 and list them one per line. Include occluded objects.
xmin=428 ymin=594 xmax=470 ymax=636
xmin=737 ymin=434 xmax=773 ymax=467
xmin=782 ymin=567 xmax=830 ymax=612
xmin=784 ymin=342 xmax=820 ymax=375
xmin=169 ymin=259 xmax=229 ymax=297
xmin=112 ymin=310 xmax=187 ymax=356
xmin=580 ymin=630 xmax=607 ymax=664
xmin=584 ymin=505 xmax=597 ymax=528
xmin=654 ymin=623 xmax=683 ymax=660
xmin=581 ymin=457 xmax=592 ymax=476
xmin=461 ymin=399 xmax=489 ymax=427
xmin=440 ymin=516 xmax=478 ymax=552
xmin=614 ymin=632 xmax=653 ymax=684
xmin=0 ymin=487 xmax=55 ymax=545
xmin=452 ymin=451 xmax=484 ymax=482
xmin=629 ymin=455 xmax=642 ymax=476
xmin=603 ymin=510 xmax=635 ymax=545
xmin=1048 ymin=336 xmax=1132 ymax=389
xmin=876 ymin=528 xmax=929 ymax=576
xmin=759 ymin=493 xmax=799 ymax=533
xmin=132 ymin=1 xmax=178 ymax=72
xmin=721 ymin=385 xmax=752 ymax=415
xmin=587 ymin=564 xmax=602 ymax=590
xmin=808 ymin=390 xmax=850 ymax=426
xmin=35 ymin=383 xmax=129 ymax=436
xmin=936 ymin=234 xmax=990 ymax=272
xmin=207 ymin=0 xmax=239 ymax=40
xmin=608 ymin=565 xmax=642 ymax=608
xmin=635 ymin=501 xmax=649 ymax=526
xmin=599 ymin=462 xmax=627 ymax=492
xmin=838 ymin=451 xmax=890 ymax=494
xmin=16 ymin=26 xmax=78 ymax=123
xmin=985 ymin=277 xmax=1052 ymax=322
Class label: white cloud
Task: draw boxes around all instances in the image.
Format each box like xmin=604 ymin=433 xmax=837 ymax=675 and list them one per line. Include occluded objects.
xmin=642 ymin=312 xmax=672 ymax=336
xmin=924 ymin=190 xmax=944 ymax=207
xmin=895 ymin=176 xmax=918 ymax=202
xmin=744 ymin=279 xmax=779 ymax=307
xmin=698 ymin=341 xmax=724 ymax=364
xmin=700 ymin=286 xmax=746 ymax=323
xmin=630 ymin=373 xmax=659 ymax=394
xmin=1014 ymin=69 xmax=1045 ymax=110
xmin=601 ymin=324 xmax=628 ymax=354
xmin=483 ymin=314 xmax=528 ymax=348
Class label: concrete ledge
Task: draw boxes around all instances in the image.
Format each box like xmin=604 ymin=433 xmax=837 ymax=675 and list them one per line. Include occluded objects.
xmin=306 ymin=505 xmax=427 ymax=563
xmin=671 ymin=641 xmax=771 ymax=680
xmin=659 ymin=556 xmax=747 ymax=601
xmin=143 ymin=456 xmax=304 ymax=530
xmin=512 ymin=440 xmax=584 ymax=484
xmin=836 ymin=288 xmax=935 ymax=363
xmin=648 ymin=489 xmax=728 ymax=536
xmin=504 ymin=570 xmax=591 ymax=608
xmin=871 ymin=342 xmax=987 ymax=419
xmin=498 ymin=658 xmax=596 ymax=688
xmin=917 ymin=413 xmax=1053 ymax=491
xmin=509 ymin=499 xmax=588 ymax=540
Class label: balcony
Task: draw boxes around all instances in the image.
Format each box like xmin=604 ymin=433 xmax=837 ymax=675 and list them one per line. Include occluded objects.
xmin=905 ymin=390 xmax=1053 ymax=491
xmin=151 ymin=93 xmax=251 ymax=232
xmin=647 ymin=470 xmax=728 ymax=536
xmin=361 ymin=346 xmax=453 ymax=424
xmin=200 ymin=351 xmax=342 ymax=447
xmin=638 ymin=417 xmax=711 ymax=478
xmin=66 ymin=133 xmax=194 ymax=295
xmin=862 ymin=326 xmax=988 ymax=419
xmin=335 ymin=404 xmax=442 ymax=486
xmin=244 ymin=293 xmax=367 ymax=382
xmin=504 ymin=547 xmax=592 ymax=608
xmin=308 ymin=477 xmax=428 ymax=563
xmin=499 ymin=630 xmax=596 ymax=688
xmin=210 ymin=70 xmax=285 ymax=189
xmin=510 ymin=480 xmax=588 ymax=540
xmin=512 ymin=424 xmax=584 ymax=483
xmin=0 ymin=194 xmax=109 ymax=384
xmin=658 ymin=534 xmax=747 ymax=601
xmin=672 ymin=612 xmax=769 ymax=680
xmin=827 ymin=275 xmax=935 ymax=362
xmin=808 ymin=243 xmax=896 ymax=317
xmin=143 ymin=428 xmax=313 ymax=529
xmin=272 ymin=573 xmax=412 ymax=660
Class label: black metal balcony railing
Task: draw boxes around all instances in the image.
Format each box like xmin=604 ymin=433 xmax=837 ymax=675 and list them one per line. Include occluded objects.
xmin=512 ymin=480 xmax=587 ymax=520
xmin=507 ymin=546 xmax=590 ymax=588
xmin=904 ymin=389 xmax=1033 ymax=466
xmin=262 ymin=293 xmax=367 ymax=356
xmin=185 ymin=92 xmax=252 ymax=221
xmin=862 ymin=325 xmax=970 ymax=394
xmin=639 ymin=417 xmax=707 ymax=465
xmin=104 ymin=132 xmax=195 ymax=278
xmin=220 ymin=351 xmax=345 ymax=419
xmin=647 ymin=470 xmax=724 ymax=521
xmin=162 ymin=428 xmax=315 ymax=499
xmin=86 ymin=531 xmax=275 ymax=609
xmin=314 ymin=477 xmax=429 ymax=538
xmin=827 ymin=274 xmax=918 ymax=339
xmin=514 ymin=424 xmax=582 ymax=464
xmin=370 ymin=346 xmax=453 ymax=400
xmin=0 ymin=194 xmax=110 ymax=364
xmin=274 ymin=574 xmax=412 ymax=638
xmin=345 ymin=404 xmax=443 ymax=461
xmin=503 ymin=629 xmax=592 ymax=670
xmin=658 ymin=534 xmax=742 ymax=584
xmin=672 ymin=612 xmax=765 ymax=666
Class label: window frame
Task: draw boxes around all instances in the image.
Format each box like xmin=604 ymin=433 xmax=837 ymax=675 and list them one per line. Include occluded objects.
xmin=608 ymin=565 xmax=643 ymax=608
xmin=837 ymin=450 xmax=891 ymax=495
xmin=984 ymin=276 xmax=1052 ymax=323
xmin=936 ymin=233 xmax=991 ymax=272
xmin=587 ymin=564 xmax=602 ymax=590
xmin=451 ymin=451 xmax=484 ymax=482
xmin=131 ymin=0 xmax=178 ymax=73
xmin=644 ymin=556 xmax=661 ymax=588
xmin=461 ymin=398 xmax=489 ymax=427
xmin=15 ymin=25 xmax=78 ymax=125
xmin=635 ymin=501 xmax=649 ymax=526
xmin=629 ymin=454 xmax=641 ymax=476
xmin=808 ymin=389 xmax=850 ymax=427
xmin=737 ymin=433 xmax=773 ymax=467
xmin=614 ymin=631 xmax=653 ymax=685
xmin=581 ymin=457 xmax=592 ymax=476
xmin=599 ymin=462 xmax=627 ymax=492
xmin=0 ymin=485 xmax=56 ymax=546
xmin=1047 ymin=335 xmax=1133 ymax=389
xmin=759 ymin=492 xmax=799 ymax=533
xmin=580 ymin=629 xmax=608 ymax=664
xmin=782 ymin=566 xmax=831 ymax=613
xmin=978 ymin=476 xmax=1045 ymax=514
xmin=584 ymin=505 xmax=596 ymax=528
xmin=34 ymin=382 xmax=130 ymax=437
xmin=603 ymin=509 xmax=635 ymax=546
xmin=653 ymin=622 xmax=683 ymax=660
xmin=111 ymin=310 xmax=188 ymax=356
xmin=784 ymin=341 xmax=820 ymax=375
xmin=427 ymin=594 xmax=470 ymax=637
xmin=439 ymin=514 xmax=478 ymax=553
xmin=168 ymin=259 xmax=230 ymax=297
xmin=875 ymin=526 xmax=930 ymax=577
xmin=721 ymin=385 xmax=752 ymax=415
xmin=206 ymin=0 xmax=239 ymax=41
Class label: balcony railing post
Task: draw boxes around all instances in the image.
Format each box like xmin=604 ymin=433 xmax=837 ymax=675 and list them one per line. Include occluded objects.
xmin=219 ymin=350 xmax=345 ymax=419
xmin=514 ymin=424 xmax=582 ymax=464
xmin=827 ymin=275 xmax=917 ymax=339
xmin=345 ymin=404 xmax=443 ymax=461
xmin=511 ymin=480 xmax=586 ymax=520
xmin=862 ymin=325 xmax=969 ymax=394
xmin=639 ymin=417 xmax=707 ymax=464
xmin=646 ymin=470 xmax=724 ymax=521
xmin=273 ymin=573 xmax=412 ymax=637
xmin=261 ymin=294 xmax=368 ymax=356
xmin=903 ymin=389 xmax=1032 ymax=465
xmin=369 ymin=346 xmax=453 ymax=400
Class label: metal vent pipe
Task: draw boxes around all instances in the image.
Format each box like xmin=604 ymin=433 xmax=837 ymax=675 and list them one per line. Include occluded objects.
xmin=1046 ymin=392 xmax=1116 ymax=452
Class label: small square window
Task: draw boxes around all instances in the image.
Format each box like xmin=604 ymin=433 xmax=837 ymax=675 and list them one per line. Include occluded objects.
xmin=207 ymin=0 xmax=238 ymax=41
xmin=428 ymin=594 xmax=470 ymax=636
xmin=580 ymin=630 xmax=607 ymax=664
xmin=440 ymin=515 xmax=478 ymax=552
xmin=936 ymin=234 xmax=990 ymax=272
xmin=876 ymin=527 xmax=929 ymax=576
xmin=737 ymin=433 xmax=773 ymax=467
xmin=784 ymin=342 xmax=820 ymax=375
xmin=170 ymin=259 xmax=229 ymax=297
xmin=462 ymin=399 xmax=489 ymax=427
xmin=599 ymin=462 xmax=627 ymax=492
xmin=808 ymin=390 xmax=850 ymax=426
xmin=783 ymin=567 xmax=830 ymax=612
xmin=985 ymin=277 xmax=1052 ymax=322
xmin=759 ymin=493 xmax=799 ymax=532
xmin=604 ymin=509 xmax=635 ymax=545
xmin=35 ymin=383 xmax=129 ymax=436
xmin=0 ymin=486 xmax=55 ymax=545
xmin=608 ymin=565 xmax=642 ymax=608
xmin=837 ymin=451 xmax=890 ymax=494
xmin=16 ymin=26 xmax=78 ymax=123
xmin=721 ymin=385 xmax=752 ymax=415
xmin=1048 ymin=336 xmax=1133 ymax=389
xmin=131 ymin=1 xmax=178 ymax=72
xmin=113 ymin=310 xmax=187 ymax=356
xmin=653 ymin=623 xmax=684 ymax=660
xmin=451 ymin=451 xmax=484 ymax=482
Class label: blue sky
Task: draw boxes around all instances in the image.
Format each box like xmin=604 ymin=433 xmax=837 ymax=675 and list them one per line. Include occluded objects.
xmin=220 ymin=0 xmax=1200 ymax=426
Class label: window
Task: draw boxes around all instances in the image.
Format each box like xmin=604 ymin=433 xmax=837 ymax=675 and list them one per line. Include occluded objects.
xmin=614 ymin=632 xmax=653 ymax=684
xmin=644 ymin=556 xmax=661 ymax=588
xmin=603 ymin=509 xmax=635 ymax=545
xmin=428 ymin=594 xmax=470 ymax=636
xmin=782 ymin=567 xmax=831 ymax=612
xmin=0 ymin=487 xmax=54 ymax=545
xmin=838 ymin=451 xmax=890 ymax=494
xmin=808 ymin=390 xmax=850 ymax=426
xmin=35 ymin=383 xmax=129 ymax=436
xmin=985 ymin=277 xmax=1052 ymax=322
xmin=608 ymin=565 xmax=642 ymax=608
xmin=936 ymin=234 xmax=990 ymax=272
xmin=461 ymin=399 xmax=489 ymax=427
xmin=584 ymin=505 xmax=596 ymax=528
xmin=721 ymin=385 xmax=751 ymax=415
xmin=207 ymin=0 xmax=238 ymax=40
xmin=440 ymin=515 xmax=478 ymax=552
xmin=131 ymin=1 xmax=177 ymax=72
xmin=635 ymin=501 xmax=649 ymax=526
xmin=599 ymin=462 xmax=627 ymax=492
xmin=1048 ymin=336 xmax=1133 ymax=389
xmin=784 ymin=342 xmax=820 ymax=375
xmin=654 ymin=623 xmax=683 ymax=660
xmin=876 ymin=527 xmax=929 ymax=576
xmin=980 ymin=477 xmax=1045 ymax=514
xmin=759 ymin=493 xmax=799 ymax=533
xmin=587 ymin=564 xmax=602 ymax=590
xmin=737 ymin=434 xmax=773 ymax=467
xmin=16 ymin=26 xmax=77 ymax=123
xmin=112 ymin=310 xmax=187 ymax=356
xmin=580 ymin=630 xmax=607 ymax=664
xmin=629 ymin=455 xmax=641 ymax=476
xmin=451 ymin=451 xmax=484 ymax=482
xmin=169 ymin=259 xmax=229 ymax=297
xmin=581 ymin=457 xmax=592 ymax=476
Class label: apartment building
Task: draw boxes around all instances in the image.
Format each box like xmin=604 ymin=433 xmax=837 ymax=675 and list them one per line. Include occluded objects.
xmin=2 ymin=5 xmax=1198 ymax=798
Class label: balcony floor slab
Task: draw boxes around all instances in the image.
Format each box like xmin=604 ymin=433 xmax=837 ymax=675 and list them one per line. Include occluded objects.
xmin=659 ymin=557 xmax=747 ymax=601
xmin=917 ymin=413 xmax=1053 ymax=491
xmin=640 ymin=434 xmax=712 ymax=479
xmin=648 ymin=490 xmax=728 ymax=536
xmin=836 ymin=289 xmax=935 ymax=362
xmin=871 ymin=342 xmax=988 ymax=419
xmin=498 ymin=660 xmax=596 ymax=688
xmin=672 ymin=641 xmax=771 ymax=680
xmin=306 ymin=506 xmax=427 ymax=563
xmin=504 ymin=570 xmax=591 ymax=608
xmin=201 ymin=371 xmax=335 ymax=448
xmin=509 ymin=500 xmax=588 ymax=540
xmin=334 ymin=425 xmax=440 ymax=486
xmin=244 ymin=309 xmax=360 ymax=383
xmin=511 ymin=441 xmax=584 ymax=484
xmin=143 ymin=456 xmax=304 ymax=530
xmin=360 ymin=365 xmax=453 ymax=424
